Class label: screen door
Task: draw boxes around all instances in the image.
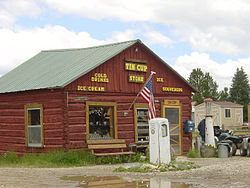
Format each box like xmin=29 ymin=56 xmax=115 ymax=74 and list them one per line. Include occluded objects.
xmin=163 ymin=106 xmax=182 ymax=155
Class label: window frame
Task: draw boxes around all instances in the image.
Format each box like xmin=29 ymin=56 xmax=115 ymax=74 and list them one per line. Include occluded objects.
xmin=86 ymin=101 xmax=117 ymax=140
xmin=24 ymin=104 xmax=44 ymax=148
xmin=225 ymin=108 xmax=231 ymax=118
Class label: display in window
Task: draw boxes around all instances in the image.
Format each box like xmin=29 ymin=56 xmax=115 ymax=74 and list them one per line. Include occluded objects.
xmin=136 ymin=108 xmax=149 ymax=141
xmin=89 ymin=106 xmax=114 ymax=140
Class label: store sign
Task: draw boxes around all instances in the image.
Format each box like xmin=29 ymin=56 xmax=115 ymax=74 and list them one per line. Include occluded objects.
xmin=156 ymin=77 xmax=164 ymax=82
xmin=164 ymin=100 xmax=180 ymax=105
xmin=77 ymin=85 xmax=105 ymax=92
xmin=128 ymin=75 xmax=144 ymax=83
xmin=125 ymin=62 xmax=147 ymax=72
xmin=162 ymin=87 xmax=183 ymax=92
xmin=91 ymin=73 xmax=109 ymax=83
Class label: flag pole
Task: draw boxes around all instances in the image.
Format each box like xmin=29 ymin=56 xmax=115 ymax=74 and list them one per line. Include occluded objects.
xmin=127 ymin=71 xmax=156 ymax=112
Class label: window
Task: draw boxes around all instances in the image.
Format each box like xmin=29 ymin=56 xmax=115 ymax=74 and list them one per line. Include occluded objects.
xmin=86 ymin=102 xmax=117 ymax=140
xmin=225 ymin=108 xmax=231 ymax=118
xmin=134 ymin=104 xmax=149 ymax=142
xmin=25 ymin=104 xmax=43 ymax=147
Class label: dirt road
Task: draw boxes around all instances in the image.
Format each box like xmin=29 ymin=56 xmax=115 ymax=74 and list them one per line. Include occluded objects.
xmin=0 ymin=156 xmax=249 ymax=188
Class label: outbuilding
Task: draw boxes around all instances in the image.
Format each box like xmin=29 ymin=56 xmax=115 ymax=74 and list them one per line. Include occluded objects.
xmin=0 ymin=39 xmax=196 ymax=155
xmin=194 ymin=101 xmax=243 ymax=130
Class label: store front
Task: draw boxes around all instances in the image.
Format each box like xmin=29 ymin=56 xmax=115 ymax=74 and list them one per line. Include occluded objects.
xmin=0 ymin=39 xmax=196 ymax=155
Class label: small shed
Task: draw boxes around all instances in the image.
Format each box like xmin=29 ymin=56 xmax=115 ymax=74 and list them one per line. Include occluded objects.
xmin=0 ymin=39 xmax=196 ymax=155
xmin=194 ymin=101 xmax=243 ymax=130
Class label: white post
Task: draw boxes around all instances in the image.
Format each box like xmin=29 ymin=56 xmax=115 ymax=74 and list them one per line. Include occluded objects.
xmin=204 ymin=98 xmax=215 ymax=147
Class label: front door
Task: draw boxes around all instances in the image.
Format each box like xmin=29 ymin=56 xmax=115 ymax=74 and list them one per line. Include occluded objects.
xmin=162 ymin=101 xmax=182 ymax=155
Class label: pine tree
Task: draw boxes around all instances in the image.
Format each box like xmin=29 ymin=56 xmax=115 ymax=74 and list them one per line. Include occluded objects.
xmin=218 ymin=87 xmax=230 ymax=101
xmin=188 ymin=68 xmax=219 ymax=104
xmin=229 ymin=67 xmax=250 ymax=122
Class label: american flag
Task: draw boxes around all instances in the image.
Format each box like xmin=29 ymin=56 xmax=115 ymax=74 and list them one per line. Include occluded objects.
xmin=140 ymin=76 xmax=156 ymax=120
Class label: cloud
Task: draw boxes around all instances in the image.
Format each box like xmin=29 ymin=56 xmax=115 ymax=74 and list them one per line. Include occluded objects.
xmin=143 ymin=30 xmax=174 ymax=47
xmin=41 ymin=0 xmax=156 ymax=22
xmin=0 ymin=25 xmax=106 ymax=75
xmin=108 ymin=29 xmax=138 ymax=42
xmin=0 ymin=0 xmax=41 ymax=27
xmin=2 ymin=0 xmax=250 ymax=56
xmin=0 ymin=25 xmax=142 ymax=76
xmin=172 ymin=52 xmax=250 ymax=90
xmin=40 ymin=0 xmax=250 ymax=56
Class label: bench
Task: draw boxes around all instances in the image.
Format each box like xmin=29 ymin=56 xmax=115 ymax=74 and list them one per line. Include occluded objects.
xmin=87 ymin=139 xmax=135 ymax=163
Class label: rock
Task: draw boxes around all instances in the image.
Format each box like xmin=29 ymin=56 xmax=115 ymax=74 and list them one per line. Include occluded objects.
xmin=120 ymin=163 xmax=141 ymax=169
xmin=173 ymin=164 xmax=179 ymax=168
xmin=140 ymin=156 xmax=146 ymax=161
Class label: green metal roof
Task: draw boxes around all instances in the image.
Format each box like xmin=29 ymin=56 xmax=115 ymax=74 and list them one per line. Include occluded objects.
xmin=0 ymin=39 xmax=139 ymax=93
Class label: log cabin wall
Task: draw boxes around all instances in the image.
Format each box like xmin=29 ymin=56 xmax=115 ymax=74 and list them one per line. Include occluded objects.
xmin=0 ymin=89 xmax=65 ymax=154
xmin=65 ymin=92 xmax=192 ymax=152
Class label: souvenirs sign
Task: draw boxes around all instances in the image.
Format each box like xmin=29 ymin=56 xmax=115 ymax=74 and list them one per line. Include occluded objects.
xmin=162 ymin=87 xmax=183 ymax=92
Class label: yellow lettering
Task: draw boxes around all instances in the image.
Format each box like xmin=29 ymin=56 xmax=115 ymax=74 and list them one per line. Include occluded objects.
xmin=136 ymin=64 xmax=141 ymax=71
xmin=162 ymin=87 xmax=183 ymax=92
xmin=157 ymin=78 xmax=164 ymax=82
xmin=78 ymin=85 xmax=105 ymax=92
xmin=128 ymin=75 xmax=144 ymax=83
xmin=125 ymin=63 xmax=130 ymax=70
xmin=125 ymin=63 xmax=147 ymax=72
xmin=91 ymin=73 xmax=109 ymax=83
xmin=77 ymin=86 xmax=86 ymax=91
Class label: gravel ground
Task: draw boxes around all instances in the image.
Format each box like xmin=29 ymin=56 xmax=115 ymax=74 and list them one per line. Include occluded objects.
xmin=0 ymin=156 xmax=249 ymax=188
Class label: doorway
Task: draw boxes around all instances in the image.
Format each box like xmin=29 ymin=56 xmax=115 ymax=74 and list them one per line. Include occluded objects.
xmin=162 ymin=100 xmax=182 ymax=155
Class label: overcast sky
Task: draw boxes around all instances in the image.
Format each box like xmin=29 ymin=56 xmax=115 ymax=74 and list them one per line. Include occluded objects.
xmin=0 ymin=0 xmax=249 ymax=90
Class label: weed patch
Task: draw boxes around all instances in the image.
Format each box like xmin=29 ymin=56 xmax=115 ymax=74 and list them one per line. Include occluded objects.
xmin=114 ymin=161 xmax=200 ymax=173
xmin=0 ymin=150 xmax=97 ymax=167
xmin=187 ymin=149 xmax=201 ymax=158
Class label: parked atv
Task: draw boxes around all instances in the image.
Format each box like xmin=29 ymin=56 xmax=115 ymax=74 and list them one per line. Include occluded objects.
xmin=214 ymin=126 xmax=243 ymax=156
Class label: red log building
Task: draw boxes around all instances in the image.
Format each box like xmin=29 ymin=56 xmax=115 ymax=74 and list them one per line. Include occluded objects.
xmin=0 ymin=40 xmax=196 ymax=155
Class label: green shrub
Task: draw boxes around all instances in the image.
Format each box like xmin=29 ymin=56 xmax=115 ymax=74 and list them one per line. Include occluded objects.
xmin=129 ymin=152 xmax=148 ymax=163
xmin=187 ymin=149 xmax=201 ymax=158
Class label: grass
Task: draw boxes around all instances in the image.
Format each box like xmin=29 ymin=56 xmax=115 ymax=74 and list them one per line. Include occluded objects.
xmin=0 ymin=150 xmax=97 ymax=167
xmin=0 ymin=150 xmax=148 ymax=168
xmin=187 ymin=149 xmax=201 ymax=158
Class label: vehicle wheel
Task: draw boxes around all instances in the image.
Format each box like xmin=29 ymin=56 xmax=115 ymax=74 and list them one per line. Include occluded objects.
xmin=231 ymin=143 xmax=237 ymax=156
xmin=247 ymin=143 xmax=250 ymax=157
xmin=240 ymin=145 xmax=247 ymax=156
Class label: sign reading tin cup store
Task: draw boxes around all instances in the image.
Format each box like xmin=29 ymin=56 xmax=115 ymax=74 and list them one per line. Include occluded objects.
xmin=125 ymin=59 xmax=147 ymax=83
